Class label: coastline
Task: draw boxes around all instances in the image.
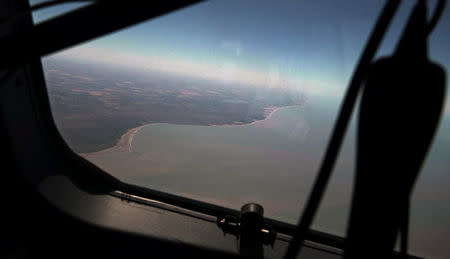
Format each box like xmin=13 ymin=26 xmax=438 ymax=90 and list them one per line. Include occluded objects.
xmin=81 ymin=105 xmax=298 ymax=156
xmin=207 ymin=105 xmax=289 ymax=127
xmin=80 ymin=124 xmax=146 ymax=156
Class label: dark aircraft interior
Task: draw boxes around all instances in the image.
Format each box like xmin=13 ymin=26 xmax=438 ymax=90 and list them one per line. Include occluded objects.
xmin=0 ymin=0 xmax=447 ymax=258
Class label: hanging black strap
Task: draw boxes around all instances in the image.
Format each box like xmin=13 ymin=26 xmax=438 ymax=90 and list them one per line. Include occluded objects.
xmin=344 ymin=0 xmax=446 ymax=258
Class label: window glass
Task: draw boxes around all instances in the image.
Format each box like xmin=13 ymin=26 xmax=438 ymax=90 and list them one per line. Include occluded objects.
xmin=33 ymin=1 xmax=450 ymax=258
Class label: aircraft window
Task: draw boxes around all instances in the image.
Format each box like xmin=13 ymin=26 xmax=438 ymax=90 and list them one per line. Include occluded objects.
xmin=31 ymin=1 xmax=450 ymax=258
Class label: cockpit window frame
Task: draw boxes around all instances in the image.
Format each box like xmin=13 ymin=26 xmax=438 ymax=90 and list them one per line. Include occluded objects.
xmin=1 ymin=1 xmax=428 ymax=258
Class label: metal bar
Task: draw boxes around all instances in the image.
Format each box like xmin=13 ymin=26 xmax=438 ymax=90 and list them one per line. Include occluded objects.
xmin=284 ymin=1 xmax=402 ymax=258
xmin=0 ymin=0 xmax=204 ymax=69
xmin=114 ymin=180 xmax=347 ymax=249
xmin=112 ymin=184 xmax=423 ymax=258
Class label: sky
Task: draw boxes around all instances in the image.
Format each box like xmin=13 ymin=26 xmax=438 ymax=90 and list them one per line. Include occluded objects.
xmin=30 ymin=0 xmax=450 ymax=105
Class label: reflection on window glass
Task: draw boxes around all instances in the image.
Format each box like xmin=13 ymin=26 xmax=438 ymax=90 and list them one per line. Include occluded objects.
xmin=34 ymin=1 xmax=449 ymax=258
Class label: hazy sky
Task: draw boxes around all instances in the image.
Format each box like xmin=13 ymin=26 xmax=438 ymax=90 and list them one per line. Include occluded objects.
xmin=30 ymin=1 xmax=450 ymax=103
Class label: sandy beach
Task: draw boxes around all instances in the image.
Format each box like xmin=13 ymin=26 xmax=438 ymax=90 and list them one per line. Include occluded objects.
xmin=263 ymin=105 xmax=278 ymax=119
xmin=80 ymin=124 xmax=147 ymax=156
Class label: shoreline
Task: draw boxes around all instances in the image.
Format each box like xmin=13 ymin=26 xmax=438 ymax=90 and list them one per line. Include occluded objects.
xmin=80 ymin=124 xmax=147 ymax=156
xmin=207 ymin=105 xmax=294 ymax=127
xmin=81 ymin=105 xmax=298 ymax=156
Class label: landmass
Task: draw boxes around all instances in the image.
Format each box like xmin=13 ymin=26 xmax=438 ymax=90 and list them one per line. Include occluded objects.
xmin=82 ymin=104 xmax=286 ymax=156
xmin=43 ymin=58 xmax=305 ymax=153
